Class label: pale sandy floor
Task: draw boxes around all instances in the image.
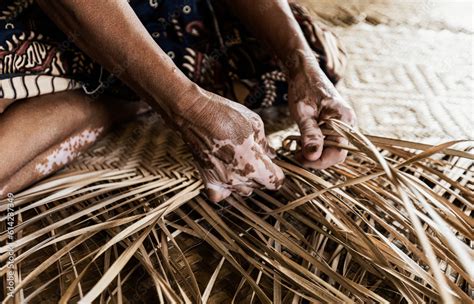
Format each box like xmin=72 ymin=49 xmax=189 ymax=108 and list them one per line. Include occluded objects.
xmin=286 ymin=0 xmax=474 ymax=144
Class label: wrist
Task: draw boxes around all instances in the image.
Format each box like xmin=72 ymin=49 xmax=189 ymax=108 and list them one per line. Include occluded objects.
xmin=281 ymin=47 xmax=319 ymax=79
xmin=148 ymin=70 xmax=203 ymax=115
xmin=167 ymin=81 xmax=211 ymax=117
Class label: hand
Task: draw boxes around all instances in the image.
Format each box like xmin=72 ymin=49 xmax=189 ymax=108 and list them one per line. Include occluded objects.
xmin=288 ymin=51 xmax=356 ymax=169
xmin=174 ymin=87 xmax=285 ymax=202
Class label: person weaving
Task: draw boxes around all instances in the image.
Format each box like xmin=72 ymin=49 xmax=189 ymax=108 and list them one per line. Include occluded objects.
xmin=0 ymin=0 xmax=356 ymax=201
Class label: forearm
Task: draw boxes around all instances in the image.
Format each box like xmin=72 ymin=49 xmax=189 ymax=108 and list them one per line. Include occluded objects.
xmin=223 ymin=0 xmax=315 ymax=74
xmin=36 ymin=0 xmax=197 ymax=116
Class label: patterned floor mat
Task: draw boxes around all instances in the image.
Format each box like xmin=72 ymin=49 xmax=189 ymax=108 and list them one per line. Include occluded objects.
xmin=295 ymin=0 xmax=473 ymax=144
xmin=4 ymin=2 xmax=473 ymax=303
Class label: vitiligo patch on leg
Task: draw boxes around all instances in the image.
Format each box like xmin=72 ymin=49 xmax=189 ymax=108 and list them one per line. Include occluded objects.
xmin=0 ymin=185 xmax=7 ymax=198
xmin=35 ymin=127 xmax=104 ymax=175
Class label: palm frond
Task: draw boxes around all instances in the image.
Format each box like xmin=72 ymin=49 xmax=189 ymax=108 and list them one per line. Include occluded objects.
xmin=1 ymin=115 xmax=472 ymax=303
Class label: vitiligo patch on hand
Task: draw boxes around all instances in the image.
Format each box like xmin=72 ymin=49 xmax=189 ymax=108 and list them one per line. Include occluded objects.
xmin=206 ymin=134 xmax=283 ymax=192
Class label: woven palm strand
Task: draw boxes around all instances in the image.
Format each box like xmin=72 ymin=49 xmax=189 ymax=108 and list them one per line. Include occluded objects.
xmin=0 ymin=113 xmax=473 ymax=303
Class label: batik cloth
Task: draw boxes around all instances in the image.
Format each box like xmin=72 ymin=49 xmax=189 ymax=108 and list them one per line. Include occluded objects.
xmin=0 ymin=0 xmax=347 ymax=109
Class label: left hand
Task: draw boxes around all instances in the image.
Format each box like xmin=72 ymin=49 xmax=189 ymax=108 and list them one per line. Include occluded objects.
xmin=287 ymin=52 xmax=356 ymax=169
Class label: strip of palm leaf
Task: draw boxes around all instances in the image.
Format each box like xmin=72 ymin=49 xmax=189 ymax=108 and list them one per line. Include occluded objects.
xmin=1 ymin=114 xmax=472 ymax=303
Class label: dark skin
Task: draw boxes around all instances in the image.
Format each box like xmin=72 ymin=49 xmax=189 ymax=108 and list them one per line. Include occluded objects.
xmin=32 ymin=0 xmax=356 ymax=202
xmin=0 ymin=91 xmax=147 ymax=196
xmin=224 ymin=0 xmax=356 ymax=166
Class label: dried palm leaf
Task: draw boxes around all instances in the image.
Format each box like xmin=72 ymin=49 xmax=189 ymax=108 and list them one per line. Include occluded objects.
xmin=1 ymin=115 xmax=472 ymax=303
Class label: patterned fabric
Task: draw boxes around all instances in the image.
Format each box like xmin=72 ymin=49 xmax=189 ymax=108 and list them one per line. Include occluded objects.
xmin=0 ymin=75 xmax=80 ymax=100
xmin=0 ymin=0 xmax=347 ymax=108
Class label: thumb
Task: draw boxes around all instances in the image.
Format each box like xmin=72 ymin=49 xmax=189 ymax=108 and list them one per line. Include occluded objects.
xmin=297 ymin=117 xmax=324 ymax=161
xmin=195 ymin=163 xmax=232 ymax=203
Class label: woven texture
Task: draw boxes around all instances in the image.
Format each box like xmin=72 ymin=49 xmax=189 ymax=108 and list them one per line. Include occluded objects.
xmin=2 ymin=1 xmax=473 ymax=303
xmin=296 ymin=0 xmax=473 ymax=144
xmin=3 ymin=113 xmax=472 ymax=303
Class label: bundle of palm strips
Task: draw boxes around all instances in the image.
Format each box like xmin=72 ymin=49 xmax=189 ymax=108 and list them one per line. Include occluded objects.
xmin=0 ymin=115 xmax=472 ymax=303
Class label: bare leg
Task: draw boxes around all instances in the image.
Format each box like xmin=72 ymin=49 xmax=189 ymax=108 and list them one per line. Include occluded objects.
xmin=0 ymin=90 xmax=147 ymax=197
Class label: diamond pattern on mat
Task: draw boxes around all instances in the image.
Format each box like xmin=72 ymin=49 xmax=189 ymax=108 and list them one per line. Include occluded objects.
xmin=297 ymin=0 xmax=473 ymax=33
xmin=331 ymin=24 xmax=473 ymax=143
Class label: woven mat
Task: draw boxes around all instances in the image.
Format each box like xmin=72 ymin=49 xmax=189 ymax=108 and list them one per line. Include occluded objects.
xmin=299 ymin=0 xmax=473 ymax=32
xmin=12 ymin=113 xmax=473 ymax=303
xmin=6 ymin=1 xmax=473 ymax=303
xmin=295 ymin=0 xmax=474 ymax=144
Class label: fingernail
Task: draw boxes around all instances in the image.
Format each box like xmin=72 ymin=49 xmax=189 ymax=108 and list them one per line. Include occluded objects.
xmin=206 ymin=188 xmax=221 ymax=202
xmin=304 ymin=144 xmax=318 ymax=154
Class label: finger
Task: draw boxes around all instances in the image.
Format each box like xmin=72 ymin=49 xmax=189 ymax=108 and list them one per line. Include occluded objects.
xmin=320 ymin=101 xmax=357 ymax=128
xmin=297 ymin=117 xmax=324 ymax=161
xmin=254 ymin=126 xmax=276 ymax=159
xmin=264 ymin=141 xmax=277 ymax=159
xmin=270 ymin=162 xmax=285 ymax=190
xmin=300 ymin=136 xmax=348 ymax=170
xmin=244 ymin=179 xmax=262 ymax=189
xmin=250 ymin=115 xmax=277 ymax=159
xmin=196 ymin=164 xmax=231 ymax=203
xmin=206 ymin=183 xmax=232 ymax=202
xmin=233 ymin=184 xmax=254 ymax=197
xmin=251 ymin=156 xmax=285 ymax=191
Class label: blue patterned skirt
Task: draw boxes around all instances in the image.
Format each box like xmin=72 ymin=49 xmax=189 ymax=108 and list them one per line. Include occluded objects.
xmin=0 ymin=0 xmax=347 ymax=109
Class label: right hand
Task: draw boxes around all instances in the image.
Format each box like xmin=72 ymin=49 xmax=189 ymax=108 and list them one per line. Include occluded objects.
xmin=174 ymin=86 xmax=285 ymax=202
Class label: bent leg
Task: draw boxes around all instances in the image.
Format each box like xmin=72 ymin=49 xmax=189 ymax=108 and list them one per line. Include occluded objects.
xmin=0 ymin=90 xmax=147 ymax=197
